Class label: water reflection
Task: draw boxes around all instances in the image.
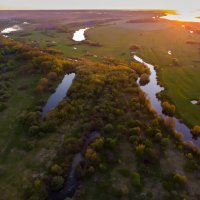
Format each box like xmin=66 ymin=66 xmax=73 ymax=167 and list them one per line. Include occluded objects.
xmin=134 ymin=55 xmax=200 ymax=147
xmin=42 ymin=73 xmax=75 ymax=118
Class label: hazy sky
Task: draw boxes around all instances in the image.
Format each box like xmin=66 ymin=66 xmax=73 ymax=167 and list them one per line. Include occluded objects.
xmin=0 ymin=0 xmax=199 ymax=11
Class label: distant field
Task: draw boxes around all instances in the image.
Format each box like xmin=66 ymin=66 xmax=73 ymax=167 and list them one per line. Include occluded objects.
xmin=87 ymin=22 xmax=200 ymax=127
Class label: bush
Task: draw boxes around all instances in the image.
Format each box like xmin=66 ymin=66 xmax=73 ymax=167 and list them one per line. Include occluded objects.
xmin=162 ymin=101 xmax=176 ymax=116
xmin=41 ymin=121 xmax=56 ymax=133
xmin=0 ymin=102 xmax=7 ymax=112
xmin=191 ymin=125 xmax=200 ymax=138
xmin=39 ymin=78 xmax=49 ymax=86
xmin=129 ymin=127 xmax=140 ymax=135
xmin=163 ymin=173 xmax=188 ymax=192
xmin=47 ymin=72 xmax=57 ymax=81
xmin=29 ymin=125 xmax=40 ymax=135
xmin=103 ymin=123 xmax=114 ymax=133
xmin=131 ymin=172 xmax=141 ymax=187
xmin=183 ymin=160 xmax=198 ymax=173
xmin=51 ymin=176 xmax=64 ymax=191
xmin=118 ymin=168 xmax=130 ymax=177
xmin=50 ymin=164 xmax=63 ymax=175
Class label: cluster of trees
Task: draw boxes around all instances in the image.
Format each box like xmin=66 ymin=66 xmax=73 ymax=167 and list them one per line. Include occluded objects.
xmin=191 ymin=125 xmax=200 ymax=138
xmin=3 ymin=35 xmax=198 ymax=199
xmin=162 ymin=101 xmax=176 ymax=116
xmin=130 ymin=62 xmax=150 ymax=85
xmin=0 ymin=44 xmax=16 ymax=112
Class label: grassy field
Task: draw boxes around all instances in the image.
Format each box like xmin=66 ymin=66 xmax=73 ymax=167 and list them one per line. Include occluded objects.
xmin=87 ymin=22 xmax=200 ymax=65
xmin=161 ymin=66 xmax=200 ymax=127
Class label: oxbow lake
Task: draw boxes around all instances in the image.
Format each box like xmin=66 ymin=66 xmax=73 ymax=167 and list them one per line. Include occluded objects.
xmin=42 ymin=73 xmax=75 ymax=118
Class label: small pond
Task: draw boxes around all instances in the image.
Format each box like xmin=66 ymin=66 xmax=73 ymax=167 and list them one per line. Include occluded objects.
xmin=72 ymin=28 xmax=89 ymax=42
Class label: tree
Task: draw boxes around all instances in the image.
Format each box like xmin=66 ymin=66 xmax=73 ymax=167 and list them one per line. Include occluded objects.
xmin=50 ymin=164 xmax=62 ymax=175
xmin=0 ymin=102 xmax=7 ymax=112
xmin=39 ymin=78 xmax=49 ymax=87
xmin=131 ymin=172 xmax=141 ymax=187
xmin=51 ymin=176 xmax=64 ymax=191
xmin=191 ymin=125 xmax=200 ymax=138
xmin=162 ymin=101 xmax=176 ymax=116
xmin=47 ymin=72 xmax=57 ymax=81
xmin=139 ymin=73 xmax=150 ymax=85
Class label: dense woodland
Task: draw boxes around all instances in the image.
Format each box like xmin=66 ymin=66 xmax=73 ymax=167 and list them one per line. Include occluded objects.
xmin=0 ymin=34 xmax=200 ymax=200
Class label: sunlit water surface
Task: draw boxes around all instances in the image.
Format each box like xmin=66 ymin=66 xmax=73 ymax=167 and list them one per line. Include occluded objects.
xmin=161 ymin=10 xmax=200 ymax=22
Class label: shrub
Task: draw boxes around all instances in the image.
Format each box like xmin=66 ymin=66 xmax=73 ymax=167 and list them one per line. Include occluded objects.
xmin=50 ymin=164 xmax=62 ymax=175
xmin=118 ymin=168 xmax=130 ymax=177
xmin=129 ymin=127 xmax=140 ymax=135
xmin=105 ymin=138 xmax=117 ymax=149
xmin=51 ymin=176 xmax=64 ymax=191
xmin=39 ymin=78 xmax=49 ymax=87
xmin=0 ymin=102 xmax=7 ymax=112
xmin=183 ymin=160 xmax=198 ymax=173
xmin=191 ymin=125 xmax=200 ymax=138
xmin=41 ymin=121 xmax=56 ymax=133
xmin=91 ymin=137 xmax=104 ymax=150
xmin=163 ymin=173 xmax=188 ymax=192
xmin=47 ymin=72 xmax=57 ymax=81
xmin=162 ymin=101 xmax=176 ymax=116
xmin=85 ymin=148 xmax=98 ymax=162
xmin=136 ymin=144 xmax=145 ymax=154
xmin=29 ymin=125 xmax=40 ymax=135
xmin=103 ymin=123 xmax=114 ymax=133
xmin=131 ymin=172 xmax=141 ymax=187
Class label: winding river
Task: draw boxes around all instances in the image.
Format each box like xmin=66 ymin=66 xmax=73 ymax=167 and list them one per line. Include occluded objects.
xmin=42 ymin=73 xmax=75 ymax=118
xmin=134 ymin=55 xmax=200 ymax=147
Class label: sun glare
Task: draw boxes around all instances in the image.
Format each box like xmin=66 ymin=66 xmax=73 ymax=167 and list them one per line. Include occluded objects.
xmin=161 ymin=10 xmax=200 ymax=22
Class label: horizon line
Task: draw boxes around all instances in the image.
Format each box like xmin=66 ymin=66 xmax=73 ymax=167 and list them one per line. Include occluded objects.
xmin=0 ymin=8 xmax=174 ymax=11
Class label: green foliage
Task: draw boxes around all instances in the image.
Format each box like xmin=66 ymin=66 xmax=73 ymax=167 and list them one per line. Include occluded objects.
xmin=29 ymin=125 xmax=40 ymax=135
xmin=103 ymin=124 xmax=114 ymax=134
xmin=0 ymin=102 xmax=7 ymax=112
xmin=51 ymin=176 xmax=65 ymax=191
xmin=139 ymin=73 xmax=150 ymax=85
xmin=163 ymin=173 xmax=188 ymax=192
xmin=183 ymin=159 xmax=198 ymax=173
xmin=131 ymin=172 xmax=141 ymax=187
xmin=129 ymin=127 xmax=141 ymax=135
xmin=162 ymin=101 xmax=176 ymax=116
xmin=50 ymin=164 xmax=63 ymax=175
xmin=191 ymin=125 xmax=200 ymax=138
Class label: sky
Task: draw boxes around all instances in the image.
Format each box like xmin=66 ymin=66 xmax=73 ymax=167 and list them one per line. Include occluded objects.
xmin=0 ymin=0 xmax=199 ymax=11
